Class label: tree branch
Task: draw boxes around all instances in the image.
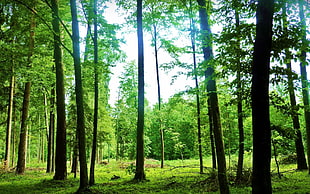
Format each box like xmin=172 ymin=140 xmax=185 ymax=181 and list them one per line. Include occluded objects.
xmin=41 ymin=0 xmax=73 ymax=39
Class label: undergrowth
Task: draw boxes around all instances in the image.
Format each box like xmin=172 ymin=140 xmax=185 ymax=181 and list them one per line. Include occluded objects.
xmin=0 ymin=157 xmax=309 ymax=193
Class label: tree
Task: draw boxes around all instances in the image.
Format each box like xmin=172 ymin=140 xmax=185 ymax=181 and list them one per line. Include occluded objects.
xmin=197 ymin=0 xmax=229 ymax=193
xmin=90 ymin=0 xmax=99 ymax=186
xmin=281 ymin=1 xmax=307 ymax=170
xmin=52 ymin=0 xmax=67 ymax=180
xmin=4 ymin=67 xmax=15 ymax=170
xmin=70 ymin=0 xmax=88 ymax=191
xmin=153 ymin=20 xmax=165 ymax=170
xmin=16 ymin=7 xmax=35 ymax=175
xmin=298 ymin=0 xmax=310 ymax=175
xmin=46 ymin=87 xmax=55 ymax=173
xmin=185 ymin=0 xmax=204 ymax=174
xmin=134 ymin=0 xmax=146 ymax=181
xmin=251 ymin=0 xmax=274 ymax=193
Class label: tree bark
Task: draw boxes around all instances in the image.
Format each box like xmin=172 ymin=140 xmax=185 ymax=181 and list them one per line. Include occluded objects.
xmin=70 ymin=0 xmax=88 ymax=190
xmin=251 ymin=0 xmax=274 ymax=193
xmin=281 ymin=2 xmax=307 ymax=171
xmin=90 ymin=0 xmax=98 ymax=186
xmin=189 ymin=7 xmax=203 ymax=173
xmin=134 ymin=0 xmax=146 ymax=181
xmin=298 ymin=0 xmax=310 ymax=175
xmin=46 ymin=87 xmax=55 ymax=173
xmin=52 ymin=0 xmax=67 ymax=180
xmin=234 ymin=7 xmax=245 ymax=182
xmin=208 ymin=99 xmax=216 ymax=169
xmin=16 ymin=82 xmax=31 ymax=175
xmin=4 ymin=72 xmax=15 ymax=170
xmin=16 ymin=9 xmax=35 ymax=175
xmin=152 ymin=24 xmax=165 ymax=169
xmin=197 ymin=0 xmax=229 ymax=193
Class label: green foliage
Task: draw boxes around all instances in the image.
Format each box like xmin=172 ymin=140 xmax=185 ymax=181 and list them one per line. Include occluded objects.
xmin=147 ymin=95 xmax=201 ymax=160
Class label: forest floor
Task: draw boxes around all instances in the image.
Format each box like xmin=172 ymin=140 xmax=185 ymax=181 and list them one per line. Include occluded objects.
xmin=0 ymin=157 xmax=310 ymax=193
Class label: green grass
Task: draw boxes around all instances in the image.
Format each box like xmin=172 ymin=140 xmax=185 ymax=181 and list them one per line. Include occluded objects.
xmin=0 ymin=157 xmax=310 ymax=193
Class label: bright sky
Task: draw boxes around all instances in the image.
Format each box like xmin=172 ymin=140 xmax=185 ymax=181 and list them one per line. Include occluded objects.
xmin=104 ymin=2 xmax=197 ymax=107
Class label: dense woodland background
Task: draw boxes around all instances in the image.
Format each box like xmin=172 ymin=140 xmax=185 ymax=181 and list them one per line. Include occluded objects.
xmin=0 ymin=0 xmax=309 ymax=193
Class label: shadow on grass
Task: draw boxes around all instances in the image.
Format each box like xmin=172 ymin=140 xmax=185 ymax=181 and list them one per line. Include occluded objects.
xmin=88 ymin=174 xmax=214 ymax=194
xmin=0 ymin=173 xmax=79 ymax=194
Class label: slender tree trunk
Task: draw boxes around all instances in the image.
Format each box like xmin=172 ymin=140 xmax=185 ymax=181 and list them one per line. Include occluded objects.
xmin=71 ymin=134 xmax=78 ymax=177
xmin=16 ymin=10 xmax=35 ymax=175
xmin=298 ymin=0 xmax=310 ymax=175
xmin=11 ymin=108 xmax=17 ymax=167
xmin=286 ymin=57 xmax=307 ymax=170
xmin=5 ymin=71 xmax=15 ymax=170
xmin=47 ymin=88 xmax=55 ymax=173
xmin=197 ymin=0 xmax=229 ymax=193
xmin=208 ymin=99 xmax=217 ymax=169
xmin=134 ymin=0 xmax=146 ymax=181
xmin=153 ymin=24 xmax=164 ymax=169
xmin=52 ymin=0 xmax=67 ymax=180
xmin=189 ymin=10 xmax=203 ymax=173
xmin=90 ymin=0 xmax=98 ymax=186
xmin=251 ymin=0 xmax=274 ymax=193
xmin=234 ymin=8 xmax=245 ymax=182
xmin=281 ymin=3 xmax=308 ymax=170
xmin=27 ymin=126 xmax=30 ymax=163
xmin=70 ymin=0 xmax=88 ymax=190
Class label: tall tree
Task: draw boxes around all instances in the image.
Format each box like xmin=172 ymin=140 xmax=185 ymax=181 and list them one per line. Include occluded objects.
xmin=90 ymin=0 xmax=99 ymax=186
xmin=188 ymin=0 xmax=203 ymax=174
xmin=197 ymin=0 xmax=229 ymax=193
xmin=152 ymin=23 xmax=165 ymax=169
xmin=282 ymin=2 xmax=307 ymax=170
xmin=251 ymin=0 xmax=274 ymax=193
xmin=298 ymin=0 xmax=310 ymax=175
xmin=4 ymin=67 xmax=15 ymax=170
xmin=52 ymin=0 xmax=67 ymax=180
xmin=233 ymin=1 xmax=245 ymax=182
xmin=134 ymin=0 xmax=146 ymax=181
xmin=16 ymin=8 xmax=35 ymax=175
xmin=70 ymin=0 xmax=88 ymax=191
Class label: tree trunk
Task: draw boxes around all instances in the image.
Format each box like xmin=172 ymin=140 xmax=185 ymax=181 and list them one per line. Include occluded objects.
xmin=16 ymin=82 xmax=31 ymax=175
xmin=251 ymin=0 xmax=274 ymax=193
xmin=4 ymin=72 xmax=15 ymax=170
xmin=189 ymin=10 xmax=203 ymax=173
xmin=298 ymin=0 xmax=310 ymax=175
xmin=71 ymin=134 xmax=78 ymax=177
xmin=47 ymin=88 xmax=55 ymax=173
xmin=153 ymin=24 xmax=164 ymax=169
xmin=11 ymin=108 xmax=17 ymax=167
xmin=208 ymin=99 xmax=217 ymax=169
xmin=90 ymin=0 xmax=98 ymax=186
xmin=70 ymin=0 xmax=88 ymax=190
xmin=52 ymin=0 xmax=67 ymax=181
xmin=281 ymin=2 xmax=307 ymax=171
xmin=16 ymin=9 xmax=35 ymax=175
xmin=234 ymin=8 xmax=245 ymax=182
xmin=134 ymin=0 xmax=146 ymax=181
xmin=197 ymin=0 xmax=229 ymax=193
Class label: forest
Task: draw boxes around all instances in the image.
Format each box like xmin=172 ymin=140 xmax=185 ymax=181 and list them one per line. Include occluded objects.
xmin=0 ymin=0 xmax=309 ymax=193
